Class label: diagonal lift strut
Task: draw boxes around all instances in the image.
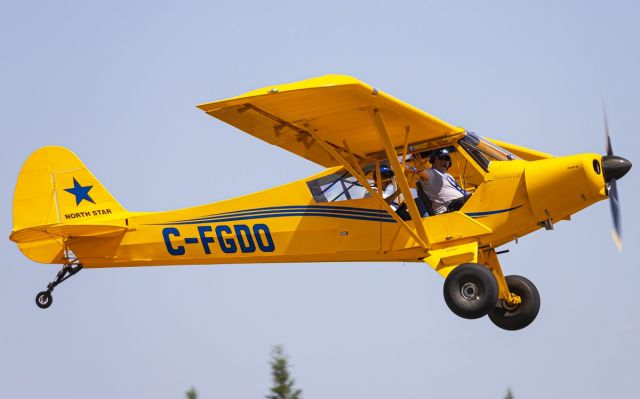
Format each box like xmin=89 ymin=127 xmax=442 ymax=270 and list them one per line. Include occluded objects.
xmin=302 ymin=126 xmax=429 ymax=249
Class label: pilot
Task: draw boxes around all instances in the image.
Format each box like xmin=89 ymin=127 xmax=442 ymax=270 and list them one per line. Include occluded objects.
xmin=407 ymin=149 xmax=469 ymax=214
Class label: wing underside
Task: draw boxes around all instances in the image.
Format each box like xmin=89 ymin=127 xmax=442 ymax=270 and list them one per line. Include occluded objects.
xmin=197 ymin=75 xmax=464 ymax=167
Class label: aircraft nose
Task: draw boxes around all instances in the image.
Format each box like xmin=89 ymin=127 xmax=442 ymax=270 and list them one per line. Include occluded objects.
xmin=602 ymin=155 xmax=632 ymax=182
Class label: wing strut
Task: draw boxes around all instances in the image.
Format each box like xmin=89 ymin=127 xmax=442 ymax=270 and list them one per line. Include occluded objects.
xmin=372 ymin=109 xmax=431 ymax=248
xmin=400 ymin=126 xmax=411 ymax=168
xmin=303 ymin=126 xmax=430 ymax=249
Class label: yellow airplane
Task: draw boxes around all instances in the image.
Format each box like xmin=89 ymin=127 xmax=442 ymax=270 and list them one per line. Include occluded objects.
xmin=10 ymin=75 xmax=632 ymax=330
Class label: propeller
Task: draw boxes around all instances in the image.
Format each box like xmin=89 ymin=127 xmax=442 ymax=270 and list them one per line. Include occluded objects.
xmin=601 ymin=105 xmax=632 ymax=251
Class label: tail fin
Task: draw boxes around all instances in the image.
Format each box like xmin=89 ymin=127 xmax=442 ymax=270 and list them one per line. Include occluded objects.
xmin=11 ymin=146 xmax=128 ymax=263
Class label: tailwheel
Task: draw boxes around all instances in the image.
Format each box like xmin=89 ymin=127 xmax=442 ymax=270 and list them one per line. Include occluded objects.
xmin=34 ymin=244 xmax=83 ymax=309
xmin=489 ymin=275 xmax=540 ymax=331
xmin=443 ymin=263 xmax=499 ymax=319
xmin=34 ymin=263 xmax=83 ymax=309
xmin=35 ymin=291 xmax=53 ymax=309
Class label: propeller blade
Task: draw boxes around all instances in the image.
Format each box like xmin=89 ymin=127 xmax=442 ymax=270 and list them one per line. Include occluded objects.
xmin=601 ymin=103 xmax=628 ymax=251
xmin=603 ymin=103 xmax=614 ymax=156
xmin=608 ymin=178 xmax=623 ymax=252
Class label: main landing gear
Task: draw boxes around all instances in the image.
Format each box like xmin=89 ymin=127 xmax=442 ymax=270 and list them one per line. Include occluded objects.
xmin=442 ymin=259 xmax=540 ymax=330
xmin=35 ymin=246 xmax=83 ymax=309
xmin=488 ymin=275 xmax=540 ymax=330
xmin=443 ymin=263 xmax=498 ymax=319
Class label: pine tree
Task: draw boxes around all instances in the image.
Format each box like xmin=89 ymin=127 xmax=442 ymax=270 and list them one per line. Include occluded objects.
xmin=266 ymin=345 xmax=303 ymax=399
xmin=504 ymin=388 xmax=514 ymax=399
xmin=186 ymin=387 xmax=198 ymax=399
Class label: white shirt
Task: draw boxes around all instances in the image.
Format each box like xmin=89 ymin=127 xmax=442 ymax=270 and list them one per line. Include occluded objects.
xmin=421 ymin=168 xmax=466 ymax=214
xmin=364 ymin=182 xmax=399 ymax=209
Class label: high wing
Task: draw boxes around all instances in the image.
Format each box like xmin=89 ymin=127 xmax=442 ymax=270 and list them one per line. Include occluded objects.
xmin=197 ymin=75 xmax=464 ymax=167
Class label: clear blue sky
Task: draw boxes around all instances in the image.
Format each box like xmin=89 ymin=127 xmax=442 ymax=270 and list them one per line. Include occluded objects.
xmin=1 ymin=1 xmax=639 ymax=398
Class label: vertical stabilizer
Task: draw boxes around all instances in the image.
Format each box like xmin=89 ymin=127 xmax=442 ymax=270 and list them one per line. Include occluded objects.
xmin=11 ymin=146 xmax=127 ymax=263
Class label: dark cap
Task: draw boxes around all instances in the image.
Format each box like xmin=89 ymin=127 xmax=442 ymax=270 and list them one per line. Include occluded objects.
xmin=430 ymin=148 xmax=451 ymax=163
xmin=378 ymin=165 xmax=394 ymax=178
xmin=435 ymin=148 xmax=451 ymax=159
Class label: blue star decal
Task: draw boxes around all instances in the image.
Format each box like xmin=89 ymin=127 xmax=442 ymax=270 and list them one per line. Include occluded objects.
xmin=64 ymin=178 xmax=96 ymax=205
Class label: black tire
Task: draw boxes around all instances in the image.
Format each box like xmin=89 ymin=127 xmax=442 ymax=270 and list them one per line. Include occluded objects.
xmin=35 ymin=291 xmax=53 ymax=309
xmin=488 ymin=275 xmax=540 ymax=331
xmin=443 ymin=263 xmax=499 ymax=319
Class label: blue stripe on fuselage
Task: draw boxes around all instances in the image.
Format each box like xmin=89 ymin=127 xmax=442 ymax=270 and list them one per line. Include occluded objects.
xmin=465 ymin=205 xmax=523 ymax=218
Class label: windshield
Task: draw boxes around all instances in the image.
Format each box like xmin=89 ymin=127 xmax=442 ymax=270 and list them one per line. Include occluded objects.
xmin=459 ymin=132 xmax=519 ymax=170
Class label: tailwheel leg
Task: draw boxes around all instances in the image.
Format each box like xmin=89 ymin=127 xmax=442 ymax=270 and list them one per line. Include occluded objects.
xmin=35 ymin=246 xmax=83 ymax=309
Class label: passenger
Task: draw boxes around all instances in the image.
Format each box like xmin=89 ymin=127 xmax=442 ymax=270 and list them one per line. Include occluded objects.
xmin=366 ymin=166 xmax=400 ymax=208
xmin=407 ymin=149 xmax=470 ymax=214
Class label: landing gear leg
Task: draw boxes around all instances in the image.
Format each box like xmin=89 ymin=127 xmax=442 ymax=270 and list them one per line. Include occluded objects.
xmin=480 ymin=249 xmax=521 ymax=307
xmin=35 ymin=245 xmax=83 ymax=309
xmin=480 ymin=249 xmax=540 ymax=330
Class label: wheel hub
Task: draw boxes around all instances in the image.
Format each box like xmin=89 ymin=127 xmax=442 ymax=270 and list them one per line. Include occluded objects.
xmin=461 ymin=282 xmax=479 ymax=300
xmin=501 ymin=299 xmax=520 ymax=311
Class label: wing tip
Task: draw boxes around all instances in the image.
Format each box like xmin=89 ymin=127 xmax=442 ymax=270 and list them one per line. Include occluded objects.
xmin=196 ymin=74 xmax=365 ymax=112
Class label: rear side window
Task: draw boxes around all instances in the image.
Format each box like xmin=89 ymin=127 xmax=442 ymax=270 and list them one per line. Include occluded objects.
xmin=307 ymin=170 xmax=372 ymax=203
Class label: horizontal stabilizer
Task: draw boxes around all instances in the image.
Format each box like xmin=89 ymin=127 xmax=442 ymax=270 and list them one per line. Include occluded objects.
xmin=10 ymin=224 xmax=127 ymax=244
